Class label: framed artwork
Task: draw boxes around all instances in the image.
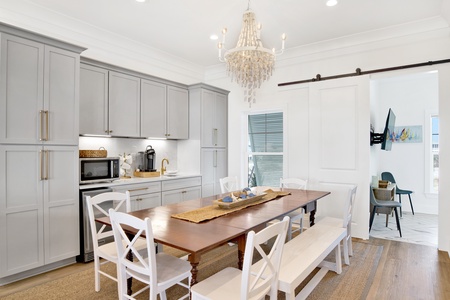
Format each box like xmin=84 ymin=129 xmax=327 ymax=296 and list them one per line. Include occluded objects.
xmin=391 ymin=125 xmax=423 ymax=143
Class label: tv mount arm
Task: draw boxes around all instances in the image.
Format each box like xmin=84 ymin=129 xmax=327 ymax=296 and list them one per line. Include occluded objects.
xmin=370 ymin=124 xmax=384 ymax=146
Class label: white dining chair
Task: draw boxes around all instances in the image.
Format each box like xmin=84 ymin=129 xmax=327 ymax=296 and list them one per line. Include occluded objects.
xmin=316 ymin=185 xmax=357 ymax=265
xmin=109 ymin=209 xmax=191 ymax=300
xmin=279 ymin=178 xmax=308 ymax=241
xmin=191 ymin=216 xmax=290 ymax=300
xmin=86 ymin=191 xmax=147 ymax=292
xmin=219 ymin=176 xmax=238 ymax=193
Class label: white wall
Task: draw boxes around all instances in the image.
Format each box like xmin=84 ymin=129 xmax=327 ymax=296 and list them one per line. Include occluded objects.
xmin=371 ymin=71 xmax=439 ymax=214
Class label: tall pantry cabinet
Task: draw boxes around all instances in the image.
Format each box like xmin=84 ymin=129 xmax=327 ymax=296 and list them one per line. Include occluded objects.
xmin=181 ymin=84 xmax=229 ymax=197
xmin=0 ymin=24 xmax=85 ymax=282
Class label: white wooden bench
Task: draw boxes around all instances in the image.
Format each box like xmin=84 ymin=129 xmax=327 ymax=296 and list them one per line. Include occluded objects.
xmin=254 ymin=224 xmax=346 ymax=300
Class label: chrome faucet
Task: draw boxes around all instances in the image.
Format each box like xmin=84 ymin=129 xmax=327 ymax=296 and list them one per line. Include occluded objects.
xmin=161 ymin=158 xmax=169 ymax=175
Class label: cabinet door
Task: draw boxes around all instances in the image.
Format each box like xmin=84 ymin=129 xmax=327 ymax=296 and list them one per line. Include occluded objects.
xmin=44 ymin=46 xmax=79 ymax=145
xmin=109 ymin=71 xmax=140 ymax=137
xmin=0 ymin=145 xmax=44 ymax=276
xmin=141 ymin=80 xmax=166 ymax=138
xmin=200 ymin=89 xmax=216 ymax=147
xmin=167 ymin=86 xmax=188 ymax=139
xmin=80 ymin=64 xmax=109 ymax=135
xmin=215 ymin=93 xmax=228 ymax=148
xmin=44 ymin=146 xmax=79 ymax=263
xmin=132 ymin=193 xmax=162 ymax=211
xmin=182 ymin=186 xmax=202 ymax=202
xmin=161 ymin=189 xmax=183 ymax=206
xmin=214 ymin=149 xmax=228 ymax=195
xmin=201 ymin=148 xmax=227 ymax=197
xmin=0 ymin=34 xmax=44 ymax=144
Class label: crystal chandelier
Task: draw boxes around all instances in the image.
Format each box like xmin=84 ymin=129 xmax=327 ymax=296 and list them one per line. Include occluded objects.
xmin=218 ymin=1 xmax=286 ymax=107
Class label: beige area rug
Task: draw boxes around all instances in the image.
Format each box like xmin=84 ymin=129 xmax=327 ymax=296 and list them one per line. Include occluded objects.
xmin=2 ymin=241 xmax=382 ymax=300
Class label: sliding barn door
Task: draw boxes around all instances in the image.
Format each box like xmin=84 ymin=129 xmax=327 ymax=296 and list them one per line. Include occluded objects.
xmin=308 ymin=76 xmax=370 ymax=239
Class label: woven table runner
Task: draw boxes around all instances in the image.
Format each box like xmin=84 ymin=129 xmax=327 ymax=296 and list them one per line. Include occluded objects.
xmin=171 ymin=190 xmax=291 ymax=223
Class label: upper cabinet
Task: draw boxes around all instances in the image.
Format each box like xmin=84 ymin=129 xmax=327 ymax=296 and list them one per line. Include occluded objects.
xmin=189 ymin=85 xmax=228 ymax=148
xmin=141 ymin=81 xmax=189 ymax=139
xmin=0 ymin=33 xmax=81 ymax=145
xmin=80 ymin=59 xmax=188 ymax=139
xmin=79 ymin=64 xmax=108 ymax=135
xmin=108 ymin=71 xmax=140 ymax=137
xmin=166 ymin=86 xmax=189 ymax=139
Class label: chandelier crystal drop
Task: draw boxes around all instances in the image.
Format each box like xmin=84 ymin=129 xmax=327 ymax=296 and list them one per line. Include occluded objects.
xmin=218 ymin=5 xmax=286 ymax=107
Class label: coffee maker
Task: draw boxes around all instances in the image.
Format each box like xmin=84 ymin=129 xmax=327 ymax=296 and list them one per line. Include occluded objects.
xmin=137 ymin=145 xmax=156 ymax=172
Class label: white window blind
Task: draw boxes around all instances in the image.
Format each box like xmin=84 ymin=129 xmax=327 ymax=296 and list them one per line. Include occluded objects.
xmin=248 ymin=112 xmax=283 ymax=187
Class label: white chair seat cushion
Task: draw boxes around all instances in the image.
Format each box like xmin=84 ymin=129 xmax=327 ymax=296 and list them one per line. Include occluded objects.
xmin=98 ymin=237 xmax=148 ymax=261
xmin=127 ymin=252 xmax=192 ymax=287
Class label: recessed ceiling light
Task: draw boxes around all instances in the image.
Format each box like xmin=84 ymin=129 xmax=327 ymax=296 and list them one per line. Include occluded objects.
xmin=136 ymin=0 xmax=146 ymax=2
xmin=326 ymin=0 xmax=338 ymax=6
xmin=210 ymin=34 xmax=219 ymax=40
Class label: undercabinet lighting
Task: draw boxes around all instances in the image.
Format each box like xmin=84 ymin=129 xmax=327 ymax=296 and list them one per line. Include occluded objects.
xmin=326 ymin=0 xmax=338 ymax=6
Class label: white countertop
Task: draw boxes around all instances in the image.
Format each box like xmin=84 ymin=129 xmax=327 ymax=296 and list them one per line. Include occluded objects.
xmin=79 ymin=173 xmax=202 ymax=190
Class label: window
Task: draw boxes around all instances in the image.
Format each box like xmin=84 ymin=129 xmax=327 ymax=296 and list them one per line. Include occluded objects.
xmin=247 ymin=112 xmax=283 ymax=187
xmin=431 ymin=116 xmax=439 ymax=193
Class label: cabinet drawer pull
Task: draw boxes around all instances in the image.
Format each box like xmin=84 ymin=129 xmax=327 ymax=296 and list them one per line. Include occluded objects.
xmin=45 ymin=110 xmax=49 ymax=141
xmin=128 ymin=187 xmax=149 ymax=192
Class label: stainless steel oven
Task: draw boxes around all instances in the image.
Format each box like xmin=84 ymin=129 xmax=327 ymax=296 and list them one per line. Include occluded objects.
xmin=78 ymin=187 xmax=113 ymax=263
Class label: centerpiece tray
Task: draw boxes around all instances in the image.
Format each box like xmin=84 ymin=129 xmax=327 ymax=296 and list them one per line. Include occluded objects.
xmin=214 ymin=193 xmax=266 ymax=209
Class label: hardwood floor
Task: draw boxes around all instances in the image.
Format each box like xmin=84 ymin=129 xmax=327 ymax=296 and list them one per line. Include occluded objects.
xmin=1 ymin=238 xmax=449 ymax=299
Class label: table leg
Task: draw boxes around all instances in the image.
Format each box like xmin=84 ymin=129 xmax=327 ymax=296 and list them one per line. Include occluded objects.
xmin=309 ymin=209 xmax=316 ymax=227
xmin=236 ymin=235 xmax=246 ymax=270
xmin=188 ymin=253 xmax=201 ymax=285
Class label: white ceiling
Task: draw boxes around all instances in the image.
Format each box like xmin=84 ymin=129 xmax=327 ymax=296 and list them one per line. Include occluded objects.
xmin=14 ymin=0 xmax=450 ymax=67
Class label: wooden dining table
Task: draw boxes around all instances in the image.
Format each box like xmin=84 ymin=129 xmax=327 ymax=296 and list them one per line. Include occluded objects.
xmin=96 ymin=187 xmax=330 ymax=286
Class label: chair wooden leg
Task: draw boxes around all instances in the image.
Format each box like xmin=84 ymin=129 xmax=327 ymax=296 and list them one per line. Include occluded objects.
xmin=408 ymin=194 xmax=415 ymax=215
xmin=393 ymin=207 xmax=402 ymax=237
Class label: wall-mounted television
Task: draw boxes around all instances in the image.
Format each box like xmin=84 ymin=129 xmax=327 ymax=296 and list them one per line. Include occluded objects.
xmin=370 ymin=108 xmax=396 ymax=151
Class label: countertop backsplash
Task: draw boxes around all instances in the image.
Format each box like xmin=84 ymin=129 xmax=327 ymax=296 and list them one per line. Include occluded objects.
xmin=79 ymin=136 xmax=178 ymax=172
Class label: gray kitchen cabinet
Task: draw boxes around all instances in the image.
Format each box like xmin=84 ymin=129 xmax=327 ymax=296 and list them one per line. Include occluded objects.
xmin=166 ymin=86 xmax=189 ymax=139
xmin=191 ymin=87 xmax=228 ymax=148
xmin=108 ymin=71 xmax=141 ymax=137
xmin=112 ymin=182 xmax=162 ymax=211
xmin=0 ymin=24 xmax=84 ymax=283
xmin=80 ymin=66 xmax=141 ymax=137
xmin=79 ymin=64 xmax=108 ymax=135
xmin=201 ymin=148 xmax=227 ymax=197
xmin=141 ymin=81 xmax=189 ymax=139
xmin=0 ymin=33 xmax=80 ymax=145
xmin=179 ymin=84 xmax=229 ymax=197
xmin=161 ymin=176 xmax=202 ymax=205
xmin=0 ymin=145 xmax=79 ymax=277
xmin=141 ymin=79 xmax=166 ymax=138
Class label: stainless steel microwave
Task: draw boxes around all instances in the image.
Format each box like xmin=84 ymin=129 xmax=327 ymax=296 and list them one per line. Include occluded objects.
xmin=79 ymin=157 xmax=120 ymax=184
